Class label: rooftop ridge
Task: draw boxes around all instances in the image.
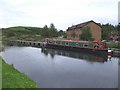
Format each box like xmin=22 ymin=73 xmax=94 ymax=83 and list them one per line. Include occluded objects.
xmin=67 ymin=20 xmax=101 ymax=31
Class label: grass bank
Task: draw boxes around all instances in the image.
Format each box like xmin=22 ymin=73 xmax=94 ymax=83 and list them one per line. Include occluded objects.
xmin=0 ymin=57 xmax=38 ymax=88
xmin=0 ymin=57 xmax=2 ymax=89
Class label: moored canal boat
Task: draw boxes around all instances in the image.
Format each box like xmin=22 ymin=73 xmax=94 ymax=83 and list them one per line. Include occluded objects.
xmin=45 ymin=38 xmax=113 ymax=57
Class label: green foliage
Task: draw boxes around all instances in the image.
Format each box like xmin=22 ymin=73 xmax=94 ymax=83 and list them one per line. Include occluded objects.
xmin=102 ymin=23 xmax=118 ymax=40
xmin=0 ymin=57 xmax=1 ymax=90
xmin=1 ymin=57 xmax=38 ymax=88
xmin=58 ymin=30 xmax=66 ymax=38
xmin=80 ymin=27 xmax=94 ymax=41
xmin=72 ymin=32 xmax=76 ymax=39
xmin=41 ymin=23 xmax=63 ymax=38
xmin=6 ymin=32 xmax=16 ymax=37
xmin=2 ymin=23 xmax=66 ymax=41
xmin=41 ymin=25 xmax=49 ymax=37
xmin=109 ymin=42 xmax=120 ymax=49
xmin=49 ymin=23 xmax=59 ymax=37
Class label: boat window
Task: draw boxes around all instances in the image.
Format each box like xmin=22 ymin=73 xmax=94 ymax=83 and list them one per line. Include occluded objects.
xmin=76 ymin=43 xmax=79 ymax=46
xmin=94 ymin=45 xmax=99 ymax=48
xmin=49 ymin=41 xmax=52 ymax=43
xmin=100 ymin=44 xmax=102 ymax=48
xmin=38 ymin=43 xmax=40 ymax=46
xmin=84 ymin=44 xmax=88 ymax=47
xmin=59 ymin=42 xmax=61 ymax=44
xmin=66 ymin=42 xmax=69 ymax=45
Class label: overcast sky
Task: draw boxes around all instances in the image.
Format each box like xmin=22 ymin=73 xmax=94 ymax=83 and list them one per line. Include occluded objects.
xmin=118 ymin=1 xmax=120 ymax=23
xmin=0 ymin=0 xmax=119 ymax=30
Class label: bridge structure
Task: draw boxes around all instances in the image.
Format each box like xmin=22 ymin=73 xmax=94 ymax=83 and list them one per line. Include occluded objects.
xmin=9 ymin=40 xmax=47 ymax=48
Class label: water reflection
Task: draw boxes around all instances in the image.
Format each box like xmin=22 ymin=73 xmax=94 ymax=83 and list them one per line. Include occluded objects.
xmin=1 ymin=46 xmax=118 ymax=88
xmin=118 ymin=58 xmax=120 ymax=90
xmin=41 ymin=47 xmax=109 ymax=63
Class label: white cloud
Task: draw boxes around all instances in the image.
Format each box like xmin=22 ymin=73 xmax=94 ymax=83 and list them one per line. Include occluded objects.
xmin=0 ymin=0 xmax=118 ymax=30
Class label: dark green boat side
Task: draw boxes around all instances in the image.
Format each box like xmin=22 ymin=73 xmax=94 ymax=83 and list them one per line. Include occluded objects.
xmin=45 ymin=38 xmax=108 ymax=58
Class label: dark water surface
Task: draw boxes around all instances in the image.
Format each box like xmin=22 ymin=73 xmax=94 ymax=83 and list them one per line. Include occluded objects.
xmin=1 ymin=46 xmax=119 ymax=88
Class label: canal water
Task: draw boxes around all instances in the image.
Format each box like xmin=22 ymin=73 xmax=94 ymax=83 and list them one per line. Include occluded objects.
xmin=1 ymin=46 xmax=119 ymax=88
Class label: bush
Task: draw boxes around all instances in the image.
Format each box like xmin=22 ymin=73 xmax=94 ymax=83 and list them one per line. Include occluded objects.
xmin=108 ymin=42 xmax=120 ymax=49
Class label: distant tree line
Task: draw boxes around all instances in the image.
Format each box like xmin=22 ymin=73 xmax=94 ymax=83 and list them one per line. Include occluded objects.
xmin=2 ymin=23 xmax=66 ymax=41
xmin=42 ymin=23 xmax=66 ymax=38
xmin=101 ymin=23 xmax=118 ymax=41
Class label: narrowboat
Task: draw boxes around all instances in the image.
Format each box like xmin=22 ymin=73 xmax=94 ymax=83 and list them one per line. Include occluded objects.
xmin=45 ymin=38 xmax=112 ymax=57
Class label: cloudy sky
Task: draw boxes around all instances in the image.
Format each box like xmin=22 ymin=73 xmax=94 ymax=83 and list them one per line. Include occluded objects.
xmin=0 ymin=0 xmax=118 ymax=30
xmin=118 ymin=1 xmax=120 ymax=23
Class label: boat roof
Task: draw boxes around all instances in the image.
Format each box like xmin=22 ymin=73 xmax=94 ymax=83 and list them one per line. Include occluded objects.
xmin=46 ymin=38 xmax=94 ymax=43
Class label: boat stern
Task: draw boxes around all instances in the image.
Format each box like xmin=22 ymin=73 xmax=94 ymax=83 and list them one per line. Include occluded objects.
xmin=108 ymin=49 xmax=113 ymax=56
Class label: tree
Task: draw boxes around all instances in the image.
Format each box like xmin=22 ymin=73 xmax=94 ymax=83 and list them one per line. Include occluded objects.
xmin=49 ymin=23 xmax=58 ymax=37
xmin=102 ymin=23 xmax=115 ymax=41
xmin=80 ymin=27 xmax=94 ymax=41
xmin=58 ymin=30 xmax=66 ymax=38
xmin=72 ymin=32 xmax=76 ymax=39
xmin=50 ymin=23 xmax=56 ymax=30
xmin=43 ymin=25 xmax=48 ymax=30
xmin=42 ymin=25 xmax=49 ymax=37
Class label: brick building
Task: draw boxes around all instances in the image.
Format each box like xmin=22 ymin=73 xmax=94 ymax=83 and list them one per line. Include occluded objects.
xmin=66 ymin=20 xmax=102 ymax=41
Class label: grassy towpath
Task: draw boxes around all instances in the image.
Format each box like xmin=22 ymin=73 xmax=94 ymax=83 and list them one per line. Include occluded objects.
xmin=0 ymin=57 xmax=38 ymax=88
xmin=0 ymin=56 xmax=2 ymax=89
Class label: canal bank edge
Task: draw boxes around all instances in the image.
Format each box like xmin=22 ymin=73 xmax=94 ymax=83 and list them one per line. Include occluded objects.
xmin=0 ymin=57 xmax=1 ymax=89
xmin=0 ymin=56 xmax=38 ymax=88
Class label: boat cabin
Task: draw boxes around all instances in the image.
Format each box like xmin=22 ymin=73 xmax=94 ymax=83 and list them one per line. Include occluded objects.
xmin=46 ymin=38 xmax=107 ymax=50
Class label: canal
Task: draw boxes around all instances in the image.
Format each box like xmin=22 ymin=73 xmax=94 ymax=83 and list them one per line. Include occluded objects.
xmin=1 ymin=45 xmax=119 ymax=88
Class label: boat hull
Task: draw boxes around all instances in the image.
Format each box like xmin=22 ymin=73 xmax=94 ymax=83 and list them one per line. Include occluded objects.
xmin=46 ymin=44 xmax=108 ymax=58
